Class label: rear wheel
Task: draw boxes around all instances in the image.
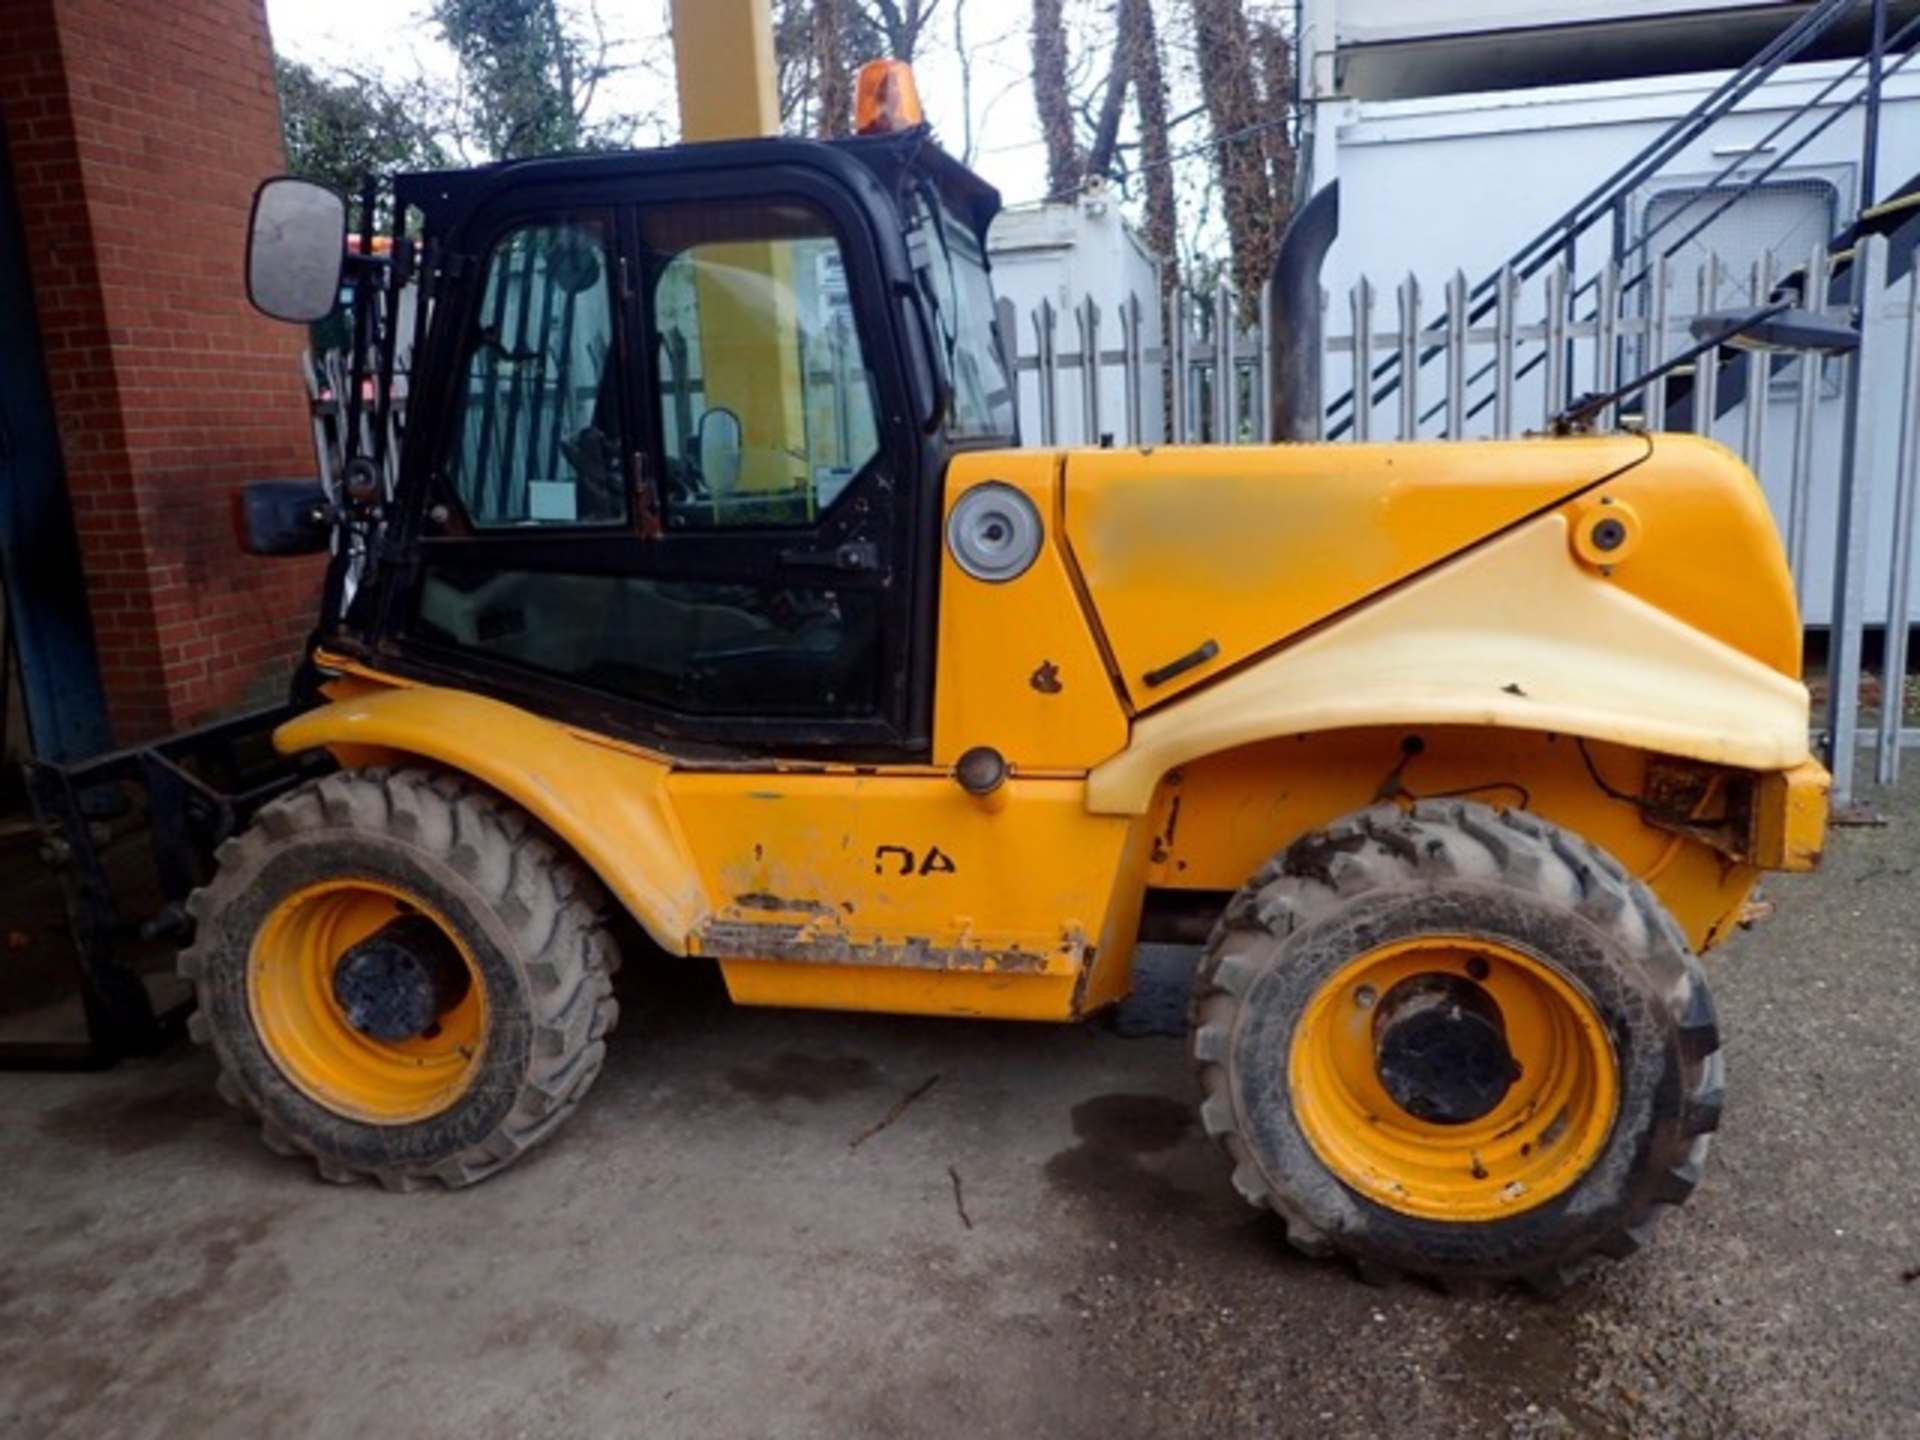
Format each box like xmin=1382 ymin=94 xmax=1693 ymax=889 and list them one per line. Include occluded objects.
xmin=180 ymin=768 xmax=619 ymax=1189
xmin=1192 ymin=800 xmax=1721 ymax=1288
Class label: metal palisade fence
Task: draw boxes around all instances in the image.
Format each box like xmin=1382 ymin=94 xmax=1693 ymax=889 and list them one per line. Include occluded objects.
xmin=996 ymin=237 xmax=1920 ymax=801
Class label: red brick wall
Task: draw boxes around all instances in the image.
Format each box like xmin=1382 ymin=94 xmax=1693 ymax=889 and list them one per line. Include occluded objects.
xmin=1 ymin=0 xmax=322 ymax=744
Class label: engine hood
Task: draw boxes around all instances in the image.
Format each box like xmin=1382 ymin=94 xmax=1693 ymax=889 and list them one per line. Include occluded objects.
xmin=1061 ymin=435 xmax=1653 ymax=710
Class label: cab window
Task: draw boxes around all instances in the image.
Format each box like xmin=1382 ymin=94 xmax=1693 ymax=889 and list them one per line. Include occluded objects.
xmin=643 ymin=199 xmax=882 ymax=528
xmin=443 ymin=216 xmax=625 ymax=528
xmin=908 ymin=190 xmax=1016 ymax=443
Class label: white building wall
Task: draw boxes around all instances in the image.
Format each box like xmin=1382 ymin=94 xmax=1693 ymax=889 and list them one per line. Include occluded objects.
xmin=1324 ymin=62 xmax=1920 ymax=298
xmin=1334 ymin=0 xmax=1794 ymax=43
xmin=987 ymin=191 xmax=1166 ymax=448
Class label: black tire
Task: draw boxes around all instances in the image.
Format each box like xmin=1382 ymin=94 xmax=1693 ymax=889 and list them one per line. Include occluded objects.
xmin=1192 ymin=799 xmax=1722 ymax=1289
xmin=180 ymin=767 xmax=620 ymax=1190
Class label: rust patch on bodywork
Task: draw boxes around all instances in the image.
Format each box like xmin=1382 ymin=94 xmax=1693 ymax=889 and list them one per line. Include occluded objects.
xmin=693 ymin=919 xmax=1087 ymax=974
xmin=730 ymin=892 xmax=835 ymax=916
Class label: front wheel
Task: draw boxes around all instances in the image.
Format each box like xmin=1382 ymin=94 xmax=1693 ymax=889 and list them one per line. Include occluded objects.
xmin=180 ymin=768 xmax=620 ymax=1189
xmin=1192 ymin=800 xmax=1721 ymax=1289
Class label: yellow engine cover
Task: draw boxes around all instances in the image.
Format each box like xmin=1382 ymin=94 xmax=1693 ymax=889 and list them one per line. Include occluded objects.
xmin=1060 ymin=435 xmax=1655 ymax=707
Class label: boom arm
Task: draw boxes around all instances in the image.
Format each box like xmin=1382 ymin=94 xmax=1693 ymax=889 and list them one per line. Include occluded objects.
xmin=669 ymin=0 xmax=779 ymax=141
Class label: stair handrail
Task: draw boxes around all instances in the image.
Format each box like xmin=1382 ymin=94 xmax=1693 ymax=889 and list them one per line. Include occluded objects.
xmin=1418 ymin=14 xmax=1920 ymax=438
xmin=1325 ymin=0 xmax=1873 ymax=437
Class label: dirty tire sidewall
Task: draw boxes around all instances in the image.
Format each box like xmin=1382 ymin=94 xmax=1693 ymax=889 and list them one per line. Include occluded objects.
xmin=1236 ymin=884 xmax=1685 ymax=1279
xmin=184 ymin=768 xmax=617 ymax=1188
xmin=1197 ymin=801 xmax=1720 ymax=1286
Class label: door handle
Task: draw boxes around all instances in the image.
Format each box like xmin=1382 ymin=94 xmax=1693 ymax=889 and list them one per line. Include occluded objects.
xmin=778 ymin=541 xmax=879 ymax=573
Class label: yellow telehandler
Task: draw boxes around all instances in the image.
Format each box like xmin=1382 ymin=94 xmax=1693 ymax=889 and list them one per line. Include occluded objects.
xmin=174 ymin=75 xmax=1825 ymax=1289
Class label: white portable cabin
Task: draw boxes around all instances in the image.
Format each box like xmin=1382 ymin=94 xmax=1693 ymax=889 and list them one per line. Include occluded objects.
xmin=987 ymin=189 xmax=1167 ymax=449
xmin=1301 ymin=0 xmax=1920 ymax=298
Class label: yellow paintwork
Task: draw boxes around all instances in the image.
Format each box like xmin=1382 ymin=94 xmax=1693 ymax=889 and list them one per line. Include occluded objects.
xmin=251 ymin=880 xmax=488 ymax=1124
xmin=1088 ymin=513 xmax=1812 ymax=816
xmin=663 ymin=0 xmax=792 ymax=498
xmin=1569 ymin=496 xmax=1644 ymax=568
xmin=1061 ymin=434 xmax=1653 ymax=708
xmin=1291 ymin=936 xmax=1619 ymax=1222
xmin=934 ymin=452 xmax=1130 ymax=768
xmin=278 ymin=671 xmax=1146 ymax=1020
xmin=669 ymin=770 xmax=1145 ymax=1018
xmin=1135 ymin=729 xmax=1765 ymax=953
xmin=280 ymin=417 xmax=1824 ymax=1025
xmin=277 ymin=676 xmax=708 ymax=948
xmin=668 ymin=0 xmax=778 ymax=142
xmin=719 ymin=961 xmax=1084 ymax=1020
xmin=1570 ymin=437 xmax=1803 ymax=675
xmin=1753 ymin=759 xmax=1830 ymax=871
xmin=1065 ymin=430 xmax=1820 ymax=958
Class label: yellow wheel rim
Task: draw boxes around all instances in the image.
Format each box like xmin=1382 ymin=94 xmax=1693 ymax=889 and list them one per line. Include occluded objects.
xmin=249 ymin=881 xmax=488 ymax=1125
xmin=1289 ymin=936 xmax=1619 ymax=1221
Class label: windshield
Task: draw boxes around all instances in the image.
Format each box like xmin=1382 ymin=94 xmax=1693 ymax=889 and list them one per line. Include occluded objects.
xmin=909 ymin=189 xmax=1016 ymax=443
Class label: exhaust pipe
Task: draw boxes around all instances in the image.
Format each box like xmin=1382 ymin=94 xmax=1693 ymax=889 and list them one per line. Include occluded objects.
xmin=1267 ymin=181 xmax=1339 ymax=442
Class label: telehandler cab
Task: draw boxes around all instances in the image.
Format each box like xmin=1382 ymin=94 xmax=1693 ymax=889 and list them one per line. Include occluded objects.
xmin=175 ymin=76 xmax=1826 ymax=1290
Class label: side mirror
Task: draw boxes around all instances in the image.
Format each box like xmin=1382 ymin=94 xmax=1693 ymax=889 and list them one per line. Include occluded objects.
xmin=247 ymin=178 xmax=346 ymax=323
xmin=698 ymin=407 xmax=744 ymax=498
xmin=231 ymin=479 xmax=332 ymax=556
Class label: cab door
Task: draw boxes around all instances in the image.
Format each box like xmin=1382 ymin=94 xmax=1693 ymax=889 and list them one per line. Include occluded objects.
xmin=392 ymin=163 xmax=932 ymax=756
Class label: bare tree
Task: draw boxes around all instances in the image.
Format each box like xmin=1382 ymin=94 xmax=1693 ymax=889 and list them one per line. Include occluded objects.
xmin=776 ymin=0 xmax=883 ymax=134
xmin=814 ymin=0 xmax=856 ymax=137
xmin=951 ymin=0 xmax=978 ymax=162
xmin=1084 ymin=3 xmax=1132 ymax=184
xmin=1026 ymin=1 xmax=1182 ymax=284
xmin=867 ymin=0 xmax=945 ymax=62
xmin=1031 ymin=0 xmax=1086 ymax=199
xmin=1251 ymin=11 xmax=1296 ymax=217
xmin=431 ymin=0 xmax=637 ymax=157
xmin=1189 ymin=0 xmax=1289 ymax=310
xmin=1126 ymin=0 xmax=1181 ymax=291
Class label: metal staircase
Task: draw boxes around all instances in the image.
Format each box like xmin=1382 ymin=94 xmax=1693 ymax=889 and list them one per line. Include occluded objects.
xmin=1320 ymin=0 xmax=1920 ymax=441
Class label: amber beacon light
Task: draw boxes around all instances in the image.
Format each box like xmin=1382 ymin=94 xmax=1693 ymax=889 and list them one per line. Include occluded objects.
xmin=855 ymin=60 xmax=924 ymax=135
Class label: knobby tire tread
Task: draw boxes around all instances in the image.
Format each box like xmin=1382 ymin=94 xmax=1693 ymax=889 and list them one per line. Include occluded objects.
xmin=181 ymin=766 xmax=620 ymax=1190
xmin=1191 ymin=799 xmax=1722 ymax=1288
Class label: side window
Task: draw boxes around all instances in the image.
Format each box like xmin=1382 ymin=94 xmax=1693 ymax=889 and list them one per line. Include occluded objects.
xmin=907 ymin=191 xmax=1015 ymax=442
xmin=1641 ymin=180 xmax=1837 ymax=311
xmin=444 ymin=217 xmax=625 ymax=528
xmin=646 ymin=200 xmax=881 ymax=528
xmin=1635 ymin=179 xmax=1841 ymax=389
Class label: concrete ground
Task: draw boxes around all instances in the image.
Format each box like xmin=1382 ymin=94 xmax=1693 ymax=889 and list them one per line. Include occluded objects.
xmin=3 ymin=770 xmax=1917 ymax=1439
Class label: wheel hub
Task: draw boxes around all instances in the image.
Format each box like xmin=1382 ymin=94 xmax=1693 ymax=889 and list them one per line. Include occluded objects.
xmin=331 ymin=915 xmax=472 ymax=1042
xmin=1372 ymin=974 xmax=1521 ymax=1125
